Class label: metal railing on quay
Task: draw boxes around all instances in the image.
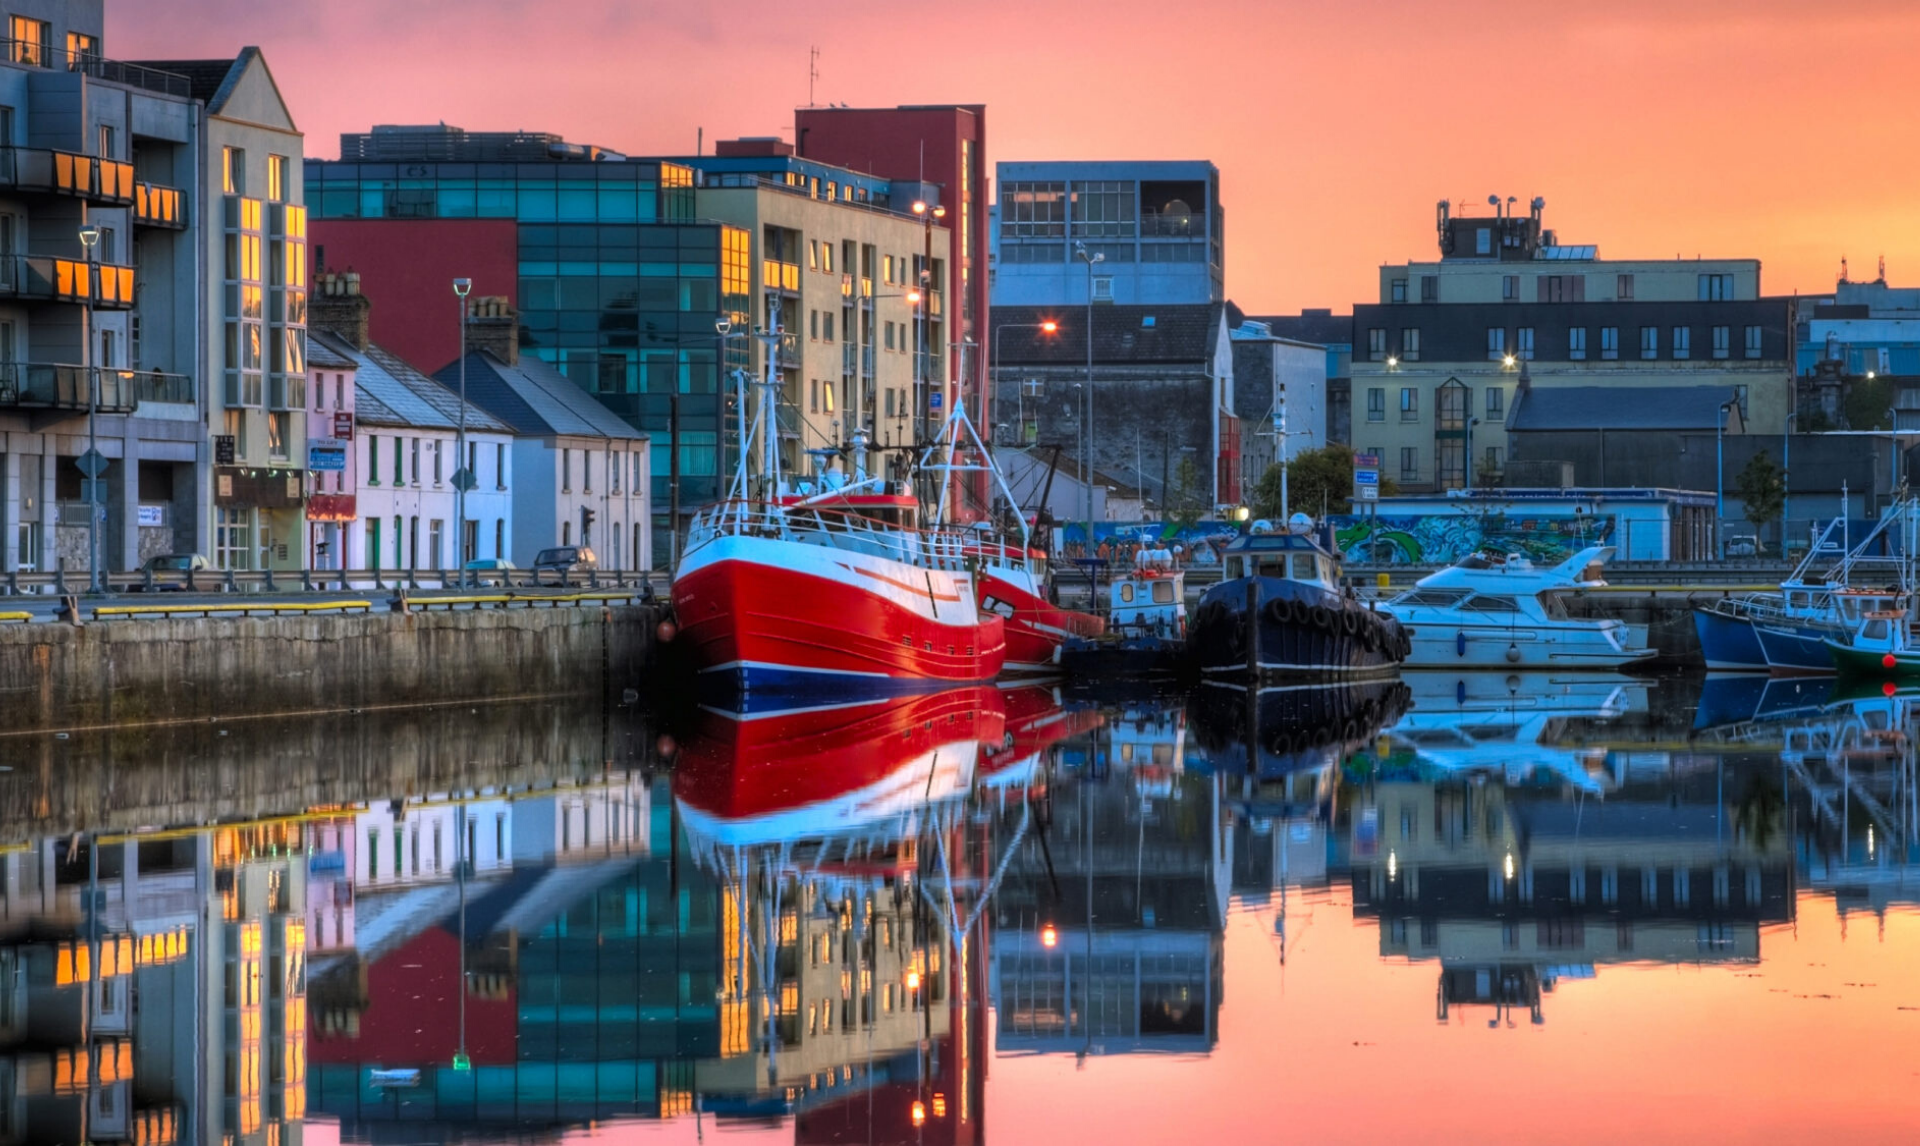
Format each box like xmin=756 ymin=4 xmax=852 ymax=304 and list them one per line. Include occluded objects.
xmin=0 ymin=566 xmax=669 ymax=599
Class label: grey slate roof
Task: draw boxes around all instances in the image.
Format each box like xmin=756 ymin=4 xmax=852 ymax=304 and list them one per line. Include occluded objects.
xmin=990 ymin=303 xmax=1227 ymax=366
xmin=308 ymin=337 xmax=356 ymax=371
xmin=1250 ymin=309 xmax=1354 ymax=347
xmin=1506 ymin=385 xmax=1743 ymax=432
xmin=433 ymin=352 xmax=645 ymax=441
xmin=311 ymin=330 xmax=512 ymax=434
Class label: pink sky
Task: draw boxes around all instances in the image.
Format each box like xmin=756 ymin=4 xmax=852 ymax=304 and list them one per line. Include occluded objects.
xmin=114 ymin=0 xmax=1920 ymax=309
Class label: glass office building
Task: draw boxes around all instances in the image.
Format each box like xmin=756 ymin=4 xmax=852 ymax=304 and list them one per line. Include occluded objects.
xmin=304 ymin=157 xmax=751 ymax=553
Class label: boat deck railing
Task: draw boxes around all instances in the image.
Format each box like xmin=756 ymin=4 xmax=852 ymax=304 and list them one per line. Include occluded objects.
xmin=687 ymin=499 xmax=979 ymax=572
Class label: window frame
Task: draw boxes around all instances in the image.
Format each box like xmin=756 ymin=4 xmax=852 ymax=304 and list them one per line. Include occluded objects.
xmin=1568 ymin=326 xmax=1587 ymax=361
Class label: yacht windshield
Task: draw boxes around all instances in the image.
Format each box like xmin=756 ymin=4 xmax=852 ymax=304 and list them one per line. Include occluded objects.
xmin=1458 ymin=595 xmax=1522 ymax=615
xmin=1393 ymin=588 xmax=1472 ymax=608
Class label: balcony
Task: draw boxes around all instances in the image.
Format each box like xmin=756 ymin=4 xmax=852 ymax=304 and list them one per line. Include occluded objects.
xmin=0 ymin=147 xmax=135 ymax=205
xmin=2 ymin=39 xmax=192 ymax=97
xmin=0 ymin=363 xmax=192 ymax=415
xmin=133 ymin=182 xmax=187 ymax=229
xmin=0 ymin=255 xmax=137 ymax=308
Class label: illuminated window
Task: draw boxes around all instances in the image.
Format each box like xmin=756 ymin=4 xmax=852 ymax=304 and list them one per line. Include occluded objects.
xmin=9 ymin=18 xmax=50 ymax=66
xmin=223 ymin=147 xmax=245 ymax=195
xmin=268 ymin=154 xmax=288 ymax=202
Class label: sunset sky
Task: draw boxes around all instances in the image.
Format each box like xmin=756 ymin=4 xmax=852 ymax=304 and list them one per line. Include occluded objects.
xmin=118 ymin=0 xmax=1920 ymax=314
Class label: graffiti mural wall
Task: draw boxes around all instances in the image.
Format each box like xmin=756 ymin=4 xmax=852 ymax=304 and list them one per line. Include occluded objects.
xmin=1056 ymin=513 xmax=1617 ymax=566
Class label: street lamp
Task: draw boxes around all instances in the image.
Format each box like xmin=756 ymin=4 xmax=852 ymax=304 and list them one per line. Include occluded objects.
xmin=1716 ymin=398 xmax=1735 ymax=555
xmin=993 ymin=320 xmax=1058 ymax=446
xmin=452 ymin=278 xmax=472 ymax=581
xmin=910 ymin=200 xmax=947 ymax=448
xmin=1074 ymin=242 xmax=1104 ymax=551
xmin=1783 ymin=410 xmax=1797 ymax=554
xmin=79 ymin=223 xmax=101 ymax=593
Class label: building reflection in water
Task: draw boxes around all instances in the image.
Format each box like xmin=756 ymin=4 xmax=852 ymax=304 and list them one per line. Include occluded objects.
xmin=0 ymin=672 xmax=1915 ymax=1141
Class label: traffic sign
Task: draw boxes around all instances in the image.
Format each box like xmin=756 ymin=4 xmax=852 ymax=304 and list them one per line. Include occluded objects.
xmin=1352 ymin=452 xmax=1381 ymax=505
xmin=928 ymin=391 xmax=944 ymax=411
xmin=76 ymin=448 xmax=108 ymax=478
xmin=81 ymin=479 xmax=109 ymax=504
xmin=452 ymin=467 xmax=478 ymax=492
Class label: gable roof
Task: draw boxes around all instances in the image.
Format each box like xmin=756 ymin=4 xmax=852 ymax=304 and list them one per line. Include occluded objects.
xmin=990 ymin=303 xmax=1228 ymax=367
xmin=311 ymin=330 xmax=512 ymax=434
xmin=434 ymin=351 xmax=646 ymax=441
xmin=1507 ymin=385 xmax=1745 ymax=432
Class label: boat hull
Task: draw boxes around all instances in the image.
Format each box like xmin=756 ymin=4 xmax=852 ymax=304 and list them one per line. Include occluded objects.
xmin=1752 ymin=619 xmax=1842 ymax=674
xmin=1189 ymin=578 xmax=1407 ymax=680
xmin=1828 ymin=640 xmax=1920 ymax=679
xmin=1400 ymin=624 xmax=1655 ymax=670
xmin=978 ymin=566 xmax=1104 ymax=675
xmin=1693 ymin=606 xmax=1769 ymax=671
xmin=672 ymin=534 xmax=1006 ymax=699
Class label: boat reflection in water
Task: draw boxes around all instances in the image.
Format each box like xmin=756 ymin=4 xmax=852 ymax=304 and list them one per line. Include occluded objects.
xmin=670 ymin=683 xmax=1098 ymax=1139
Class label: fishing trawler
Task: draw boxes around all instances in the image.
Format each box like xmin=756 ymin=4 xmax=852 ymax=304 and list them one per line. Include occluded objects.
xmin=1188 ymin=515 xmax=1410 ymax=680
xmin=1059 ymin=539 xmax=1189 ymax=678
xmin=671 ymin=319 xmax=1006 ymax=698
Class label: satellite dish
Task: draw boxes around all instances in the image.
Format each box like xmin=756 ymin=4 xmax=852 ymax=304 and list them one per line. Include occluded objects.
xmin=1287 ymin=513 xmax=1314 ymax=535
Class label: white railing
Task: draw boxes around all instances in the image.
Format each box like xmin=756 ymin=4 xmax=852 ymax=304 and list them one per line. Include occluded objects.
xmin=685 ymin=499 xmax=977 ymax=572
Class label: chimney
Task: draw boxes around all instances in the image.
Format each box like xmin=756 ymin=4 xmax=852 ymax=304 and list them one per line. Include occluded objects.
xmin=465 ymin=295 xmax=519 ymax=366
xmin=309 ymin=271 xmax=372 ymax=351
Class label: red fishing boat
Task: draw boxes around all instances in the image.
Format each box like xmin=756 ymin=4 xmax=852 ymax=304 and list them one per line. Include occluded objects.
xmin=671 ymin=320 xmax=1005 ymax=700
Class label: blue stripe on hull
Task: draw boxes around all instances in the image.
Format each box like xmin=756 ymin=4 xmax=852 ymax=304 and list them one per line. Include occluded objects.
xmin=697 ymin=663 xmax=993 ymax=713
xmin=1693 ymin=608 xmax=1768 ymax=671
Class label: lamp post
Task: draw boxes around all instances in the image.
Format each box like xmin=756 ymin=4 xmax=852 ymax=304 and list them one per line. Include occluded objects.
xmin=1716 ymin=399 xmax=1734 ymax=556
xmin=79 ymin=223 xmax=101 ymax=593
xmin=910 ymin=200 xmax=947 ymax=448
xmin=452 ymin=278 xmax=471 ymax=581
xmin=1074 ymin=243 xmax=1104 ymax=550
xmin=1783 ymin=410 xmax=1796 ymax=554
xmin=993 ymin=320 xmax=1057 ymax=447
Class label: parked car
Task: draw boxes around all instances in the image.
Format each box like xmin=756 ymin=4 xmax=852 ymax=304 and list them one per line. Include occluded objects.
xmin=530 ymin=546 xmax=597 ymax=585
xmin=137 ymin=553 xmax=209 ymax=590
xmin=1725 ymin=535 xmax=1760 ymax=558
xmin=462 ymin=557 xmax=517 ymax=587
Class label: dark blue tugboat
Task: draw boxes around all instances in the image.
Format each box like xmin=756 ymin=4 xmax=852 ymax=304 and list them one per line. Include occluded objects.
xmin=1187 ymin=517 xmax=1410 ymax=681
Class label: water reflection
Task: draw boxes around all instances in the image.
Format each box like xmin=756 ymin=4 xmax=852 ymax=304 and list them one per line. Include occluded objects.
xmin=0 ymin=672 xmax=1915 ymax=1142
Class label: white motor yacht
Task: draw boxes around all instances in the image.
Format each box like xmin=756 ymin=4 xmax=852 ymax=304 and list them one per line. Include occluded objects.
xmin=1376 ymin=546 xmax=1656 ymax=670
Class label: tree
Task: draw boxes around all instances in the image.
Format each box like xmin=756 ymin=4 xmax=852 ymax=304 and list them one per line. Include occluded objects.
xmin=1250 ymin=445 xmax=1397 ymax=520
xmin=1166 ymin=456 xmax=1209 ymax=531
xmin=1735 ymin=449 xmax=1785 ymax=533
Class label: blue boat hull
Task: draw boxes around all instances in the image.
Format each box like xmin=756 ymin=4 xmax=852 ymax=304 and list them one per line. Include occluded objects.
xmin=1751 ymin=619 xmax=1842 ymax=673
xmin=1693 ymin=607 xmax=1767 ymax=671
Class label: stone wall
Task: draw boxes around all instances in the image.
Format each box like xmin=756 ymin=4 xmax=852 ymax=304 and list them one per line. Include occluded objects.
xmin=0 ymin=602 xmax=665 ymax=731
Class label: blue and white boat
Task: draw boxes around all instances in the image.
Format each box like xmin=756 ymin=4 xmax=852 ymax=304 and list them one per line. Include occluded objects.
xmin=1693 ymin=506 xmax=1915 ymax=673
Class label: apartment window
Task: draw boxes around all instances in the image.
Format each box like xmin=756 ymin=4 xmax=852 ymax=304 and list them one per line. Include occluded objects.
xmin=1698 ymin=273 xmax=1734 ymax=300
xmin=223 ymin=147 xmax=245 ymax=195
xmin=1744 ymin=325 xmax=1763 ymax=359
xmin=365 ymin=434 xmax=378 ymax=485
xmin=1367 ymin=328 xmax=1386 ymax=361
xmin=808 ymin=239 xmax=819 ymax=270
xmin=1390 ymin=279 xmax=1407 ymax=304
xmin=1601 ymin=326 xmax=1619 ymax=360
xmin=1502 ymin=275 xmax=1518 ymax=302
xmin=392 ymin=437 xmax=403 ymax=485
xmin=1640 ymin=326 xmax=1658 ymax=359
xmin=268 ymin=154 xmax=289 ymax=202
xmin=1399 ymin=446 xmax=1419 ymax=481
xmin=1617 ymin=273 xmax=1634 ymax=300
xmin=884 ymin=322 xmax=895 ymax=351
xmin=1538 ymin=274 xmax=1583 ymax=302
xmin=409 ymin=437 xmax=420 ymax=484
xmin=494 ymin=519 xmax=505 ymax=559
xmin=809 ymin=310 xmax=819 ymax=340
xmin=496 ymin=442 xmax=508 ymax=489
xmin=1712 ymin=325 xmax=1730 ymax=359
xmin=1485 ymin=445 xmax=1503 ymax=473
xmin=1485 ymin=327 xmax=1506 ymax=361
xmin=1401 ymin=328 xmax=1421 ymax=362
xmin=1475 ymin=228 xmax=1491 ymax=255
xmin=9 ymin=18 xmax=50 ymax=67
xmin=823 ymin=312 xmax=835 ymax=341
xmin=562 ymin=448 xmax=572 ymax=492
xmin=1568 ymin=327 xmax=1588 ymax=360
xmin=885 ymin=388 xmax=896 ymax=418
xmin=1485 ymin=386 xmax=1504 ymax=417
xmin=1517 ymin=327 xmax=1535 ymax=361
xmin=432 ymin=440 xmax=443 ymax=485
xmin=809 ymin=379 xmax=819 ymax=413
xmin=1672 ymin=326 xmax=1691 ymax=359
xmin=1366 ymin=387 xmax=1385 ymax=422
xmin=1400 ymin=386 xmax=1418 ymax=421
xmin=1420 ymin=275 xmax=1438 ymax=303
xmin=98 ymin=124 xmax=115 ymax=162
xmin=67 ymin=31 xmax=98 ymax=62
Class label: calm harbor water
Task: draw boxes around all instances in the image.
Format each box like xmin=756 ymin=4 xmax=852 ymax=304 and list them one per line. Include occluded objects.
xmin=2 ymin=671 xmax=1917 ymax=1144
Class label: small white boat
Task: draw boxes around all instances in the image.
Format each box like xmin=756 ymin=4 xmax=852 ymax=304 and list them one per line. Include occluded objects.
xmin=1376 ymin=546 xmax=1655 ymax=670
